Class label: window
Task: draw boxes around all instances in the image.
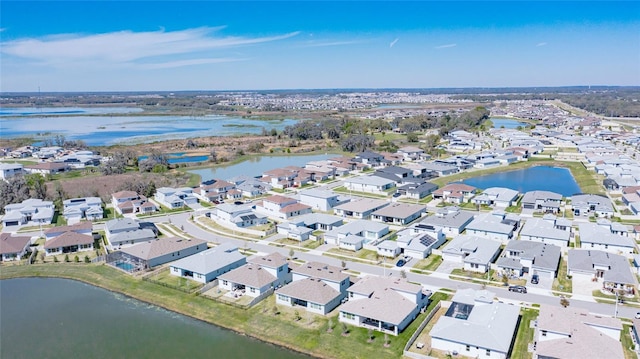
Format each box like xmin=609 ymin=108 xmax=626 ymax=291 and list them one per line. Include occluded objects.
xmin=486 ymin=349 xmax=490 ymax=356
xmin=310 ymin=303 xmax=321 ymax=310
xmin=277 ymin=294 xmax=288 ymax=301
xmin=279 ymin=266 xmax=283 ymax=272
xmin=466 ymin=345 xmax=470 ymax=351
xmin=542 ymin=330 xmax=547 ymax=337
xmin=222 ymin=280 xmax=228 ymax=286
xmin=250 ymin=287 xmax=256 ymax=293
xmin=342 ymin=312 xmax=355 ymax=320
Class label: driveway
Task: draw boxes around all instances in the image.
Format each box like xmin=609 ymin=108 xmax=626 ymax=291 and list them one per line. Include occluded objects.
xmin=572 ymin=274 xmax=599 ymax=300
xmin=435 ymin=259 xmax=459 ymax=274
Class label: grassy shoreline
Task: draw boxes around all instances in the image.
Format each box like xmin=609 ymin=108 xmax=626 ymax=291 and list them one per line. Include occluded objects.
xmin=0 ymin=264 xmax=415 ymax=359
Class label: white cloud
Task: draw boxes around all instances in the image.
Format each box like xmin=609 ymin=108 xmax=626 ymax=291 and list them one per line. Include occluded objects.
xmin=389 ymin=38 xmax=399 ymax=48
xmin=536 ymin=42 xmax=547 ymax=47
xmin=1 ymin=27 xmax=299 ymax=68
xmin=435 ymin=43 xmax=457 ymax=49
xmin=301 ymin=40 xmax=361 ymax=48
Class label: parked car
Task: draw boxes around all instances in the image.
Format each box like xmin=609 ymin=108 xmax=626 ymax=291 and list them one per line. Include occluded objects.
xmin=392 ymin=192 xmax=401 ymax=198
xmin=508 ymin=285 xmax=527 ymax=293
xmin=635 ymin=312 xmax=640 ymax=319
xmin=396 ymin=259 xmax=406 ymax=267
xmin=531 ymin=274 xmax=539 ymax=284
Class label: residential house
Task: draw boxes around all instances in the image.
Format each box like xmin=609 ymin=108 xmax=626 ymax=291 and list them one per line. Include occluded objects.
xmin=430 ymin=289 xmax=520 ymax=359
xmin=255 ymin=195 xmax=312 ymax=220
xmin=195 ymin=179 xmax=236 ymax=203
xmin=0 ymin=163 xmax=24 ymax=181
xmin=324 ymin=220 xmax=389 ymax=246
xmin=0 ymin=233 xmax=32 ymax=261
xmin=354 ymin=151 xmax=386 ymax=167
xmin=571 ymin=194 xmax=614 ymax=217
xmin=339 ymin=276 xmax=430 ymax=335
xmin=442 ymin=235 xmax=502 ymax=273
xmin=519 ymin=217 xmax=571 ymax=248
xmin=464 ymin=212 xmax=520 ymax=243
xmin=23 ymin=162 xmax=69 ymax=176
xmin=371 ymin=203 xmax=426 ymax=225
xmin=535 ymin=304 xmax=624 ymax=359
xmin=520 ymin=190 xmax=563 ymax=213
xmin=397 ymin=146 xmax=426 ymax=161
xmin=111 ymin=190 xmax=157 ymax=215
xmin=472 ymin=187 xmax=519 ymax=208
xmin=212 ymin=203 xmax=268 ymax=229
xmin=62 ymin=197 xmax=103 ymax=223
xmin=395 ymin=229 xmax=446 ymax=259
xmin=495 ymin=240 xmax=561 ymax=280
xmin=432 ymin=183 xmax=477 ymax=204
xmin=2 ymin=198 xmax=54 ymax=227
xmin=333 ymin=198 xmax=389 ymax=219
xmin=228 ymin=176 xmax=272 ymax=198
xmin=376 ymin=240 xmax=401 ymax=258
xmin=169 ymin=243 xmax=247 ymax=284
xmin=568 ymin=249 xmax=637 ymax=296
xmin=578 ymin=222 xmax=635 ymax=255
xmin=343 ymin=175 xmax=395 ymax=195
xmin=44 ymin=222 xmax=92 ymax=241
xmin=104 ymin=218 xmax=157 ymax=249
xmin=298 ymin=188 xmax=345 ymax=211
xmin=422 ymin=162 xmax=459 ymax=177
xmin=218 ymin=252 xmax=291 ymax=298
xmin=277 ymin=213 xmax=343 ymax=241
xmin=375 ymin=166 xmax=414 ymax=182
xmin=155 ymin=187 xmax=198 ymax=209
xmin=44 ymin=231 xmax=94 ymax=256
xmin=397 ymin=181 xmax=438 ymax=200
xmin=109 ymin=237 xmax=207 ymax=269
xmin=419 ymin=207 xmax=476 ymax=237
xmin=276 ymin=261 xmax=350 ymax=315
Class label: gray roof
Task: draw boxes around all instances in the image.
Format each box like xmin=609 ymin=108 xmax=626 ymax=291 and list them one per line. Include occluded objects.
xmin=334 ymin=198 xmax=389 ymax=213
xmin=430 ymin=289 xmax=519 ymax=353
xmin=276 ymin=278 xmax=341 ymax=305
xmin=465 ymin=212 xmax=515 ymax=235
xmin=340 ymin=235 xmax=364 ymax=245
xmin=170 ymin=243 xmax=246 ymax=275
xmin=293 ymin=261 xmax=348 ymax=283
xmin=420 ymin=209 xmax=475 ymax=229
xmin=44 ymin=231 xmax=93 ymax=249
xmin=377 ymin=240 xmax=398 ymax=250
xmin=536 ymin=304 xmax=624 ymax=359
xmin=443 ymin=235 xmax=501 ymax=265
xmin=218 ymin=263 xmax=277 ymax=288
xmin=568 ymin=249 xmax=636 ymax=285
xmin=520 ymin=218 xmax=570 ymax=242
xmin=292 ymin=213 xmax=343 ymax=227
xmin=503 ymin=240 xmax=561 ymax=272
xmin=571 ymin=194 xmax=614 ymax=212
xmin=578 ymin=222 xmax=635 ymax=248
xmin=481 ymin=187 xmax=519 ymax=202
xmin=345 ymin=175 xmax=395 ymax=186
xmin=110 ymin=228 xmax=156 ymax=245
xmin=0 ymin=233 xmax=31 ymax=255
xmin=326 ymin=219 xmax=388 ymax=237
xmin=520 ymin=190 xmax=563 ymax=204
xmin=106 ymin=217 xmax=140 ymax=232
xmin=341 ymin=276 xmax=423 ymax=325
xmin=299 ymin=188 xmax=339 ymax=199
xmin=248 ymin=252 xmax=287 ymax=268
xmin=119 ymin=237 xmax=207 ymax=261
xmin=495 ymin=257 xmax=523 ymax=270
xmin=371 ymin=203 xmax=425 ymax=219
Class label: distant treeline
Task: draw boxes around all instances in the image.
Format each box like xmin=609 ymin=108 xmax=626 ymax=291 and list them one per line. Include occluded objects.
xmin=452 ymin=88 xmax=640 ymax=117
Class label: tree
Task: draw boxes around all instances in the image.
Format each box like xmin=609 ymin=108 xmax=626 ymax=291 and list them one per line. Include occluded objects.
xmin=341 ymin=322 xmax=349 ymax=335
xmin=400 ymin=270 xmax=407 ymax=279
xmin=0 ymin=176 xmax=30 ymax=214
xmin=209 ymin=149 xmax=218 ymax=163
xmin=560 ymin=297 xmax=570 ymax=308
xmin=341 ymin=260 xmax=346 ymax=269
xmin=289 ymin=248 xmax=295 ymax=259
xmin=367 ymin=328 xmax=374 ymax=342
xmin=502 ymin=273 xmax=509 ymax=286
xmin=25 ymin=174 xmax=47 ymax=199
xmin=64 ymin=254 xmax=70 ymax=263
xmin=53 ymin=256 xmax=59 ymax=263
xmin=406 ymin=132 xmax=419 ymax=142
xmin=84 ymin=255 xmax=90 ymax=263
xmin=384 ymin=333 xmax=390 ymax=347
xmin=327 ymin=318 xmax=334 ymax=333
xmin=74 ymin=255 xmax=79 ymax=263
xmin=341 ymin=135 xmax=375 ymax=152
xmin=294 ymin=310 xmax=301 ymax=321
xmin=271 ymin=306 xmax=280 ymax=316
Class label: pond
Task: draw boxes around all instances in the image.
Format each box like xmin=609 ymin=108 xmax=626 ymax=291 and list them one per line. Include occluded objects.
xmin=490 ymin=118 xmax=529 ymax=129
xmin=462 ymin=166 xmax=581 ymax=197
xmin=190 ymin=153 xmax=335 ymax=182
xmin=0 ymin=109 xmax=299 ymax=146
xmin=0 ymin=278 xmax=309 ymax=359
xmin=139 ymin=153 xmax=209 ymax=164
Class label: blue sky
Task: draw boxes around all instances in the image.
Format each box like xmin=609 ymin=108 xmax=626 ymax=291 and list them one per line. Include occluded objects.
xmin=1 ymin=1 xmax=638 ymax=92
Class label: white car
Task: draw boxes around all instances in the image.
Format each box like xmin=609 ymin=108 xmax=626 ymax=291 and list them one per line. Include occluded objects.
xmin=635 ymin=312 xmax=640 ymax=319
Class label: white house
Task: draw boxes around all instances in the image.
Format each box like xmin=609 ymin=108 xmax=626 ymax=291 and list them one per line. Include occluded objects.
xmin=298 ymin=188 xmax=345 ymax=211
xmin=62 ymin=197 xmax=103 ymax=224
xmin=169 ymin=243 xmax=247 ymax=284
xmin=370 ymin=203 xmax=426 ymax=225
xmin=395 ymin=229 xmax=446 ymax=260
xmin=324 ymin=220 xmax=389 ymax=246
xmin=571 ymin=194 xmax=614 ymax=218
xmin=111 ymin=190 xmax=157 ymax=215
xmin=276 ymin=261 xmax=350 ymax=315
xmin=254 ymin=195 xmax=312 ymax=220
xmin=343 ymin=175 xmax=395 ymax=195
xmin=104 ymin=218 xmax=157 ymax=249
xmin=44 ymin=231 xmax=94 ymax=256
xmin=464 ymin=212 xmax=519 ymax=243
xmin=442 ymin=235 xmax=502 ymax=273
xmin=568 ymin=249 xmax=637 ymax=296
xmin=218 ymin=252 xmax=291 ymax=299
xmin=112 ymin=237 xmax=207 ymax=269
xmin=578 ymin=222 xmax=635 ymax=255
xmin=0 ymin=232 xmax=32 ymax=261
xmin=472 ymin=187 xmax=519 ymax=208
xmin=419 ymin=207 xmax=476 ymax=237
xmin=495 ymin=240 xmax=561 ymax=280
xmin=333 ymin=198 xmax=389 ymax=219
xmin=155 ymin=187 xmax=198 ymax=209
xmin=2 ymin=198 xmax=54 ymax=227
xmin=212 ymin=203 xmax=268 ymax=229
xmin=519 ymin=217 xmax=571 ymax=248
xmin=535 ymin=304 xmax=624 ymax=359
xmin=430 ymin=289 xmax=519 ymax=359
xmin=376 ymin=240 xmax=401 ymax=258
xmin=0 ymin=163 xmax=23 ymax=181
xmin=339 ymin=276 xmax=430 ymax=335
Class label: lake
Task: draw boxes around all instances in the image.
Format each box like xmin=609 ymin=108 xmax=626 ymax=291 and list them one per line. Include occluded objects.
xmin=0 ymin=108 xmax=299 ymax=146
xmin=462 ymin=166 xmax=581 ymax=197
xmin=490 ymin=118 xmax=529 ymax=129
xmin=139 ymin=152 xmax=209 ymax=164
xmin=190 ymin=153 xmax=335 ymax=182
xmin=0 ymin=278 xmax=309 ymax=359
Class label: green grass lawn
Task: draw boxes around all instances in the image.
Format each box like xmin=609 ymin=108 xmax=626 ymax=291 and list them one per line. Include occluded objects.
xmin=450 ymin=268 xmax=495 ymax=282
xmin=275 ymin=237 xmax=322 ymax=250
xmin=411 ymin=255 xmax=443 ymax=273
xmin=146 ymin=268 xmax=204 ymax=293
xmin=510 ymin=308 xmax=537 ymax=359
xmin=622 ymin=324 xmax=638 ymax=359
xmin=0 ymin=264 xmax=447 ymax=359
xmin=332 ymin=186 xmax=389 ymax=199
xmin=552 ymin=259 xmax=573 ymax=295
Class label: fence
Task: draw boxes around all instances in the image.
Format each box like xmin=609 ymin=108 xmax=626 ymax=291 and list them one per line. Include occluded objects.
xmin=402 ymin=301 xmax=442 ymax=358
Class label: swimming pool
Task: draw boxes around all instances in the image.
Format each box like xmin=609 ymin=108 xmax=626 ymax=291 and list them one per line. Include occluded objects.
xmin=114 ymin=261 xmax=135 ymax=272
